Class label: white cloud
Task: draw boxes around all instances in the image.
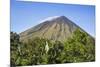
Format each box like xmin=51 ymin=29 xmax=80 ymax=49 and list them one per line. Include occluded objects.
xmin=39 ymin=16 xmax=60 ymax=23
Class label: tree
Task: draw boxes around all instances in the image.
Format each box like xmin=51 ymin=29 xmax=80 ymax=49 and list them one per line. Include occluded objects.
xmin=64 ymin=29 xmax=95 ymax=62
xmin=10 ymin=32 xmax=21 ymax=66
xmin=10 ymin=28 xmax=95 ymax=66
xmin=47 ymin=41 xmax=64 ymax=64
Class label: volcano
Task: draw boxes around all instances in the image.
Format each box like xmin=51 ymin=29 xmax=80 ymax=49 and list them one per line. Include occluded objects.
xmin=20 ymin=16 xmax=87 ymax=42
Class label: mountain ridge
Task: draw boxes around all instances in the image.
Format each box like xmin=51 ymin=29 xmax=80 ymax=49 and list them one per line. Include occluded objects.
xmin=19 ymin=16 xmax=92 ymax=42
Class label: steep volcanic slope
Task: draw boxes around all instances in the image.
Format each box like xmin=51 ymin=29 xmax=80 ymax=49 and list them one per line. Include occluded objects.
xmin=20 ymin=16 xmax=83 ymax=41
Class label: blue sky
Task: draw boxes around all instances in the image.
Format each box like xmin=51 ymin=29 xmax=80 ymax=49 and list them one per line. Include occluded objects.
xmin=11 ymin=0 xmax=95 ymax=37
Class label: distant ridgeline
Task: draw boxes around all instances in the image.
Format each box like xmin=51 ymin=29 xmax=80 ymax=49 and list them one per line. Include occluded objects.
xmin=10 ymin=16 xmax=95 ymax=66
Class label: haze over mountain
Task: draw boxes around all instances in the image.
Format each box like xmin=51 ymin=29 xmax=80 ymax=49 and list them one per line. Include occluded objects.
xmin=20 ymin=16 xmax=89 ymax=42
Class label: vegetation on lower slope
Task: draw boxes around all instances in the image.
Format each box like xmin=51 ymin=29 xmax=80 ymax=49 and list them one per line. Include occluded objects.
xmin=10 ymin=29 xmax=95 ymax=66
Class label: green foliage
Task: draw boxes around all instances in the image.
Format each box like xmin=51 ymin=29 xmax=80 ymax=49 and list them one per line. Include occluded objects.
xmin=64 ymin=29 xmax=95 ymax=62
xmin=47 ymin=41 xmax=64 ymax=64
xmin=10 ymin=32 xmax=21 ymax=66
xmin=10 ymin=29 xmax=95 ymax=66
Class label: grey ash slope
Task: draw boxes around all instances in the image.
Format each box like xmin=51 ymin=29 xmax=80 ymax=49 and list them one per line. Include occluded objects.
xmin=20 ymin=16 xmax=87 ymax=42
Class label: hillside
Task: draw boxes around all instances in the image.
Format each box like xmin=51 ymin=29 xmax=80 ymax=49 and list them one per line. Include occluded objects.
xmin=20 ymin=16 xmax=84 ymax=42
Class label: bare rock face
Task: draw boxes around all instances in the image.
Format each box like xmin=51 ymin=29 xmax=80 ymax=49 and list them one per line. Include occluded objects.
xmin=20 ymin=16 xmax=82 ymax=42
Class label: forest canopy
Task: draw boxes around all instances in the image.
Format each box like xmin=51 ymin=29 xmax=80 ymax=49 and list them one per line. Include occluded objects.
xmin=10 ymin=29 xmax=95 ymax=66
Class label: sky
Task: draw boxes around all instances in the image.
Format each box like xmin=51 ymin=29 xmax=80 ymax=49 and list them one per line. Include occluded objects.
xmin=11 ymin=0 xmax=95 ymax=37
